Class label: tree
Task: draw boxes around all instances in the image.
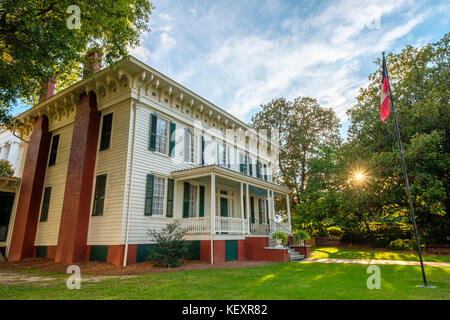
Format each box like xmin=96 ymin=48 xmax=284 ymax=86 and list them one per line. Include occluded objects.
xmin=0 ymin=160 xmax=14 ymax=177
xmin=0 ymin=0 xmax=153 ymax=124
xmin=251 ymin=97 xmax=341 ymax=211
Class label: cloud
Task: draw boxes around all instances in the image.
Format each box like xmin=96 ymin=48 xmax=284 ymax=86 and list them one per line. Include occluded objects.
xmin=133 ymin=0 xmax=441 ymax=127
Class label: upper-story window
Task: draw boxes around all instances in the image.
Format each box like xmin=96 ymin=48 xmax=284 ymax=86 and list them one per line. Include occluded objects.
xmin=256 ymin=160 xmax=262 ymax=179
xmin=217 ymin=141 xmax=226 ymax=167
xmin=184 ymin=128 xmax=195 ymax=163
xmin=263 ymin=163 xmax=268 ymax=181
xmin=48 ymin=134 xmax=60 ymax=166
xmin=99 ymin=113 xmax=113 ymax=151
xmin=149 ymin=114 xmax=176 ymax=156
xmin=248 ymin=156 xmax=254 ymax=176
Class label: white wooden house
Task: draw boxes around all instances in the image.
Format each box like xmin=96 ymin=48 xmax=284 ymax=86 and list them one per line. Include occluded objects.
xmin=1 ymin=56 xmax=293 ymax=265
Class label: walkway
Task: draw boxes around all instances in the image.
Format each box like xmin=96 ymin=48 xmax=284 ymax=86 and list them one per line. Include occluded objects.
xmin=300 ymin=258 xmax=450 ymax=267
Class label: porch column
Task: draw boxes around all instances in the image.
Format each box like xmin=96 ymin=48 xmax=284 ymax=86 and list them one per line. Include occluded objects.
xmin=8 ymin=116 xmax=52 ymax=261
xmin=246 ymin=184 xmax=250 ymax=234
xmin=240 ymin=182 xmax=245 ymax=234
xmin=210 ymin=173 xmax=215 ymax=264
xmin=286 ymin=194 xmax=291 ymax=231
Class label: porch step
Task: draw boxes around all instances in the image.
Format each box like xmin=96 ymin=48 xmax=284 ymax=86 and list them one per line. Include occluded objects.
xmin=289 ymin=249 xmax=304 ymax=261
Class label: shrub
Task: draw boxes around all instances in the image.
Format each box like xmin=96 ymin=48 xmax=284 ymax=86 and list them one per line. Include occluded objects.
xmin=374 ymin=237 xmax=390 ymax=248
xmin=148 ymin=221 xmax=189 ymax=267
xmin=389 ymin=238 xmax=411 ymax=251
xmin=294 ymin=230 xmax=310 ymax=243
xmin=327 ymin=226 xmax=342 ymax=237
xmin=0 ymin=160 xmax=14 ymax=177
xmin=272 ymin=231 xmax=288 ymax=242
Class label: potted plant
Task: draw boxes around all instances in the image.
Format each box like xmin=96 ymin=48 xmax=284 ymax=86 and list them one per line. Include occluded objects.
xmin=294 ymin=230 xmax=310 ymax=246
xmin=272 ymin=231 xmax=288 ymax=248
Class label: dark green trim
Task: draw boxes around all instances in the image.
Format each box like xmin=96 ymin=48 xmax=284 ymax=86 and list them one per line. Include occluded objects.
xmin=169 ymin=122 xmax=176 ymax=157
xmin=149 ymin=113 xmax=157 ymax=151
xmin=225 ymin=240 xmax=237 ymax=262
xmin=145 ymin=174 xmax=154 ymax=216
xmin=35 ymin=246 xmax=48 ymax=258
xmin=199 ymin=185 xmax=205 ymax=217
xmin=136 ymin=244 xmax=158 ymax=263
xmin=89 ymin=245 xmax=108 ymax=262
xmin=166 ymin=178 xmax=174 ymax=217
xmin=183 ymin=182 xmax=190 ymax=218
xmin=250 ymin=197 xmax=255 ymax=224
xmin=186 ymin=240 xmax=201 ymax=260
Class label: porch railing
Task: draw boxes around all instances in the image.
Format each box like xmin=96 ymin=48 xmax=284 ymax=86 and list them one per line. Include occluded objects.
xmin=269 ymin=218 xmax=292 ymax=235
xmin=215 ymin=216 xmax=248 ymax=234
xmin=176 ymin=217 xmax=211 ymax=233
xmin=250 ymin=223 xmax=270 ymax=235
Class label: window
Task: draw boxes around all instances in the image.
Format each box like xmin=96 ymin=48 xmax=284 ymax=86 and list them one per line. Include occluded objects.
xmin=183 ymin=182 xmax=204 ymax=218
xmin=256 ymin=160 xmax=262 ymax=179
xmin=184 ymin=128 xmax=195 ymax=163
xmin=48 ymin=134 xmax=60 ymax=166
xmin=263 ymin=163 xmax=268 ymax=181
xmin=99 ymin=113 xmax=113 ymax=151
xmin=188 ymin=185 xmax=197 ymax=217
xmin=40 ymin=187 xmax=52 ymax=222
xmin=149 ymin=114 xmax=175 ymax=156
xmin=248 ymin=156 xmax=253 ymax=176
xmin=152 ymin=177 xmax=166 ymax=215
xmin=92 ymin=174 xmax=107 ymax=216
xmin=217 ymin=142 xmax=226 ymax=167
xmin=258 ymin=199 xmax=266 ymax=224
xmin=239 ymin=153 xmax=247 ymax=174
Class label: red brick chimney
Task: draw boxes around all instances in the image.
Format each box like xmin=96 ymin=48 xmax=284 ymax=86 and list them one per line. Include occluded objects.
xmin=38 ymin=78 xmax=56 ymax=103
xmin=83 ymin=48 xmax=104 ymax=79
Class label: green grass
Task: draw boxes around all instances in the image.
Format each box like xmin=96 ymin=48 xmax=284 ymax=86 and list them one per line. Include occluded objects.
xmin=1 ymin=262 xmax=449 ymax=300
xmin=310 ymin=247 xmax=450 ymax=262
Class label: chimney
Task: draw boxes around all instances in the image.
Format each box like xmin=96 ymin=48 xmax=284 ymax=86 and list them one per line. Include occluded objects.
xmin=83 ymin=48 xmax=104 ymax=79
xmin=39 ymin=78 xmax=56 ymax=103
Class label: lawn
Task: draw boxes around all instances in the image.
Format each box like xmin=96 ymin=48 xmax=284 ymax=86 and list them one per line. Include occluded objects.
xmin=1 ymin=262 xmax=449 ymax=300
xmin=310 ymin=247 xmax=450 ymax=262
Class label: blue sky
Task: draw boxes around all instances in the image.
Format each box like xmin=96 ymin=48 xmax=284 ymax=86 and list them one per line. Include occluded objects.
xmin=128 ymin=0 xmax=449 ymax=138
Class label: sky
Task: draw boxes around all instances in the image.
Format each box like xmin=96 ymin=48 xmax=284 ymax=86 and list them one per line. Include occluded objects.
xmin=128 ymin=0 xmax=449 ymax=139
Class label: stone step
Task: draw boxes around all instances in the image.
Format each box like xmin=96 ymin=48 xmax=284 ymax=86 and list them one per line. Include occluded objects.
xmin=289 ymin=251 xmax=304 ymax=261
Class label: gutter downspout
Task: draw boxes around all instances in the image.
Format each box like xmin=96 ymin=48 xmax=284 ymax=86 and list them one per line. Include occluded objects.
xmin=123 ymin=100 xmax=138 ymax=266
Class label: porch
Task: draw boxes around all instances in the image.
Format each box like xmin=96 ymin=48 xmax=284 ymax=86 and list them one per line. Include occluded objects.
xmin=171 ymin=165 xmax=292 ymax=237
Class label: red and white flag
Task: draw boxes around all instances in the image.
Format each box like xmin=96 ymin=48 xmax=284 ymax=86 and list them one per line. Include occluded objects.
xmin=380 ymin=55 xmax=390 ymax=121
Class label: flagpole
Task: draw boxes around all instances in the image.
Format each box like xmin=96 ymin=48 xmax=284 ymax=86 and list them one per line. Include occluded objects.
xmin=382 ymin=52 xmax=432 ymax=288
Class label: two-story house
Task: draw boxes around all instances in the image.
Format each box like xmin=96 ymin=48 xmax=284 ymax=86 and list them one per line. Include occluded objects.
xmin=1 ymin=55 xmax=293 ymax=266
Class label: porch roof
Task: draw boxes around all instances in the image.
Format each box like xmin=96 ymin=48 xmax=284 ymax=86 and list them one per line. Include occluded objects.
xmin=0 ymin=176 xmax=21 ymax=193
xmin=171 ymin=165 xmax=291 ymax=195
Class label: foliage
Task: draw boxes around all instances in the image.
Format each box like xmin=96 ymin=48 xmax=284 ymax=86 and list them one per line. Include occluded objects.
xmin=327 ymin=226 xmax=342 ymax=237
xmin=0 ymin=160 xmax=14 ymax=177
xmin=271 ymin=231 xmax=288 ymax=242
xmin=294 ymin=230 xmax=310 ymax=242
xmin=294 ymin=33 xmax=450 ymax=243
xmin=251 ymin=96 xmax=341 ymax=216
xmin=148 ymin=221 xmax=189 ymax=268
xmin=0 ymin=0 xmax=153 ymax=124
xmin=389 ymin=239 xmax=413 ymax=251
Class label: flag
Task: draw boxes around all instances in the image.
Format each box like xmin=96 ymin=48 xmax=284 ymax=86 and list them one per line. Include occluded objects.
xmin=380 ymin=55 xmax=390 ymax=121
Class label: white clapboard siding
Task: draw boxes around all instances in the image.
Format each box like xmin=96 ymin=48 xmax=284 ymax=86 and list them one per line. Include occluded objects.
xmin=34 ymin=125 xmax=73 ymax=246
xmin=87 ymin=101 xmax=131 ymax=245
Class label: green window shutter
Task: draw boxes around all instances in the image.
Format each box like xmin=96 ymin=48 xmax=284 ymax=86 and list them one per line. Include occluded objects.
xmin=266 ymin=199 xmax=269 ymax=223
xmin=199 ymin=185 xmax=205 ymax=217
xmin=99 ymin=113 xmax=113 ymax=151
xmin=250 ymin=197 xmax=255 ymax=223
xmin=263 ymin=164 xmax=268 ymax=181
xmin=256 ymin=160 xmax=262 ymax=178
xmin=243 ymin=195 xmax=247 ymax=219
xmin=166 ymin=178 xmax=174 ymax=217
xmin=145 ymin=174 xmax=154 ymax=216
xmin=201 ymin=136 xmax=205 ymax=165
xmin=48 ymin=134 xmax=60 ymax=166
xmin=184 ymin=128 xmax=190 ymax=162
xmin=183 ymin=182 xmax=190 ymax=218
xmin=169 ymin=122 xmax=176 ymax=157
xmin=40 ymin=187 xmax=52 ymax=221
xmin=149 ymin=114 xmax=157 ymax=151
xmin=92 ymin=174 xmax=107 ymax=216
